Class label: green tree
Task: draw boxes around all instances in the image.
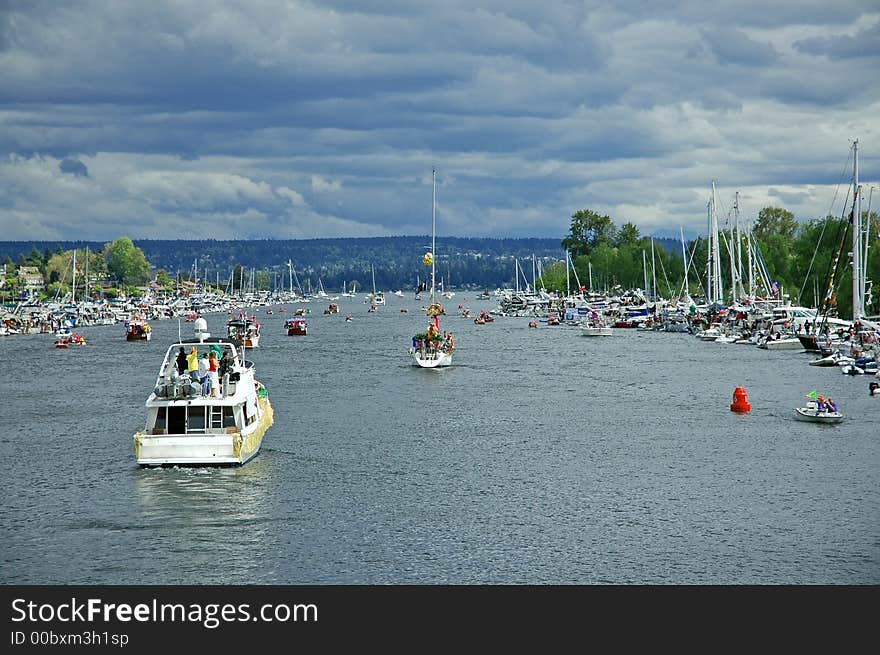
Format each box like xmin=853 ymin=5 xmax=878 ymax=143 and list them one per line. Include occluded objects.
xmin=615 ymin=222 xmax=640 ymax=246
xmin=254 ymin=270 xmax=271 ymax=291
xmin=562 ymin=209 xmax=616 ymax=257
xmin=104 ymin=237 xmax=150 ymax=286
xmin=155 ymin=269 xmax=174 ymax=288
xmin=26 ymin=246 xmax=42 ymax=267
xmin=754 ymin=207 xmax=798 ymax=240
xmin=45 ymin=252 xmax=72 ymax=293
xmin=538 ymin=261 xmax=567 ymax=294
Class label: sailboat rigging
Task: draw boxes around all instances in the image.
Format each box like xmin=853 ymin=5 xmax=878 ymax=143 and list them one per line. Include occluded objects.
xmin=411 ymin=169 xmax=454 ymax=368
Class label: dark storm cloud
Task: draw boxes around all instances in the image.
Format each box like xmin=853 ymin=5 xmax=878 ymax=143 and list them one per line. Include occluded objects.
xmin=59 ymin=157 xmax=88 ymax=177
xmin=0 ymin=1 xmax=877 ymax=240
xmin=793 ymin=20 xmax=880 ymax=59
xmin=700 ymin=28 xmax=779 ymax=66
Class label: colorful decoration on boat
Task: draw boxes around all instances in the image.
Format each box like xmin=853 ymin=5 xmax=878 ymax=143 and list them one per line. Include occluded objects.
xmin=423 ymin=251 xmax=433 ymax=266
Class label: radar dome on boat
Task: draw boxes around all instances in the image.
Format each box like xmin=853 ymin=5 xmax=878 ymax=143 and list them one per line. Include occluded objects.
xmin=194 ymin=317 xmax=210 ymax=341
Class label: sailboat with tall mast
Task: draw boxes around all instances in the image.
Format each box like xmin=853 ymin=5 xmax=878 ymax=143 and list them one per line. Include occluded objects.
xmin=411 ymin=169 xmax=454 ymax=368
xmin=365 ymin=263 xmax=386 ymax=306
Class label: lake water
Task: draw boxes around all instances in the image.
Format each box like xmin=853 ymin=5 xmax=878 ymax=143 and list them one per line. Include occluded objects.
xmin=1 ymin=295 xmax=878 ymax=584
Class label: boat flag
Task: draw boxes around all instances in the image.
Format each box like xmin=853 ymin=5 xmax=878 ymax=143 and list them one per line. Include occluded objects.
xmin=423 ymin=251 xmax=433 ymax=266
xmin=805 ymin=390 xmax=817 ymax=399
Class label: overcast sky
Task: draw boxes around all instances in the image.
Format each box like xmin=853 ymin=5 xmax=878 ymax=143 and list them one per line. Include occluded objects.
xmin=1 ymin=1 xmax=878 ymax=242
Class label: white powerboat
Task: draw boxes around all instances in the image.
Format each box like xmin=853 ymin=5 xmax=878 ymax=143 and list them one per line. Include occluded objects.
xmin=793 ymin=400 xmax=843 ymax=424
xmin=133 ymin=319 xmax=273 ymax=466
xmin=580 ymin=323 xmax=613 ymax=336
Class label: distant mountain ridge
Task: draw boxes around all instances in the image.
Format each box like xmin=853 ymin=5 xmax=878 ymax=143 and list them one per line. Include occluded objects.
xmin=0 ymin=236 xmax=685 ymax=290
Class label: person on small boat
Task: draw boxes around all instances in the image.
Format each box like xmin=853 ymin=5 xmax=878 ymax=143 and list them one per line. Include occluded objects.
xmin=816 ymin=395 xmax=826 ymax=413
xmin=826 ymin=397 xmax=837 ymax=413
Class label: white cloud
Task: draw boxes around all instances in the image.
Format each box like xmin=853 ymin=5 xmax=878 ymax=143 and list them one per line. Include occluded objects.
xmin=310 ymin=175 xmax=342 ymax=193
xmin=0 ymin=1 xmax=877 ymax=241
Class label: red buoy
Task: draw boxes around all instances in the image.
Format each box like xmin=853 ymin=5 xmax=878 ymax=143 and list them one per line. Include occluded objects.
xmin=730 ymin=386 xmax=751 ymax=413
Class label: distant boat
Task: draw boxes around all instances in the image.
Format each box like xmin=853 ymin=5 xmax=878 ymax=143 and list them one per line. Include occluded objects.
xmin=126 ymin=318 xmax=151 ymax=341
xmin=794 ymin=394 xmax=843 ymax=423
xmin=581 ymin=323 xmax=612 ymax=336
xmin=794 ymin=403 xmax=844 ymax=424
xmin=285 ymin=317 xmax=307 ymax=336
xmin=55 ymin=332 xmax=86 ymax=348
xmin=227 ymin=315 xmax=261 ymax=348
xmin=580 ymin=310 xmax=612 ymax=336
xmin=411 ymin=169 xmax=454 ymax=369
xmin=365 ymin=264 xmax=386 ymax=306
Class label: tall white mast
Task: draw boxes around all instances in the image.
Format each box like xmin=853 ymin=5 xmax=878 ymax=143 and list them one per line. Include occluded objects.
xmin=680 ymin=227 xmax=688 ymax=298
xmin=708 ymin=181 xmax=723 ymax=304
xmin=71 ymin=248 xmax=77 ymax=304
xmin=852 ymin=139 xmax=862 ymax=321
xmin=565 ymin=251 xmax=570 ymax=297
xmin=734 ymin=191 xmax=744 ymax=300
xmin=651 ymin=238 xmax=657 ymax=301
xmin=431 ymin=168 xmax=436 ymax=304
xmin=863 ymin=185 xmax=873 ymax=312
xmin=746 ymin=217 xmax=755 ymax=302
xmin=83 ymin=247 xmax=89 ymax=301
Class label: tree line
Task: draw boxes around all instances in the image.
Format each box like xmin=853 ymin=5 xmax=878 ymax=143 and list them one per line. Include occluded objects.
xmin=551 ymin=207 xmax=879 ymax=319
xmin=2 ymin=209 xmax=877 ymax=319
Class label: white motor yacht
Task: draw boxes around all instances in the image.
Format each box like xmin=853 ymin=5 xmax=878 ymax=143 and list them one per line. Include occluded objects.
xmin=133 ymin=319 xmax=273 ymax=466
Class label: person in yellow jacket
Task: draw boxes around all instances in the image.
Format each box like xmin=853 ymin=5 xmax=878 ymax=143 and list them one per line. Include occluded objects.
xmin=186 ymin=346 xmax=199 ymax=382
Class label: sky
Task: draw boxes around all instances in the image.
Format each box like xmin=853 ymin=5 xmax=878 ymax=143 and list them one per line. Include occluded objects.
xmin=1 ymin=0 xmax=878 ymax=242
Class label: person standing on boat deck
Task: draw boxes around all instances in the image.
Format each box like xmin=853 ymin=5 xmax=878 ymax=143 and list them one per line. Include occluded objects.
xmin=208 ymin=351 xmax=220 ymax=398
xmin=218 ymin=351 xmax=232 ymax=378
xmin=175 ymin=347 xmax=187 ymax=375
xmin=186 ymin=346 xmax=199 ymax=382
xmin=198 ymin=353 xmax=210 ymax=397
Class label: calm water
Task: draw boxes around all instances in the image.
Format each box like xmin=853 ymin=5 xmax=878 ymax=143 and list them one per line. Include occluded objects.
xmin=1 ymin=295 xmax=878 ymax=584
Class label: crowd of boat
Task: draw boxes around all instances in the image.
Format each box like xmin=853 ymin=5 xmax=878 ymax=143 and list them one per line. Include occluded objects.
xmin=0 ymin=287 xmax=348 ymax=337
xmin=486 ymin=284 xmax=879 ymax=372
